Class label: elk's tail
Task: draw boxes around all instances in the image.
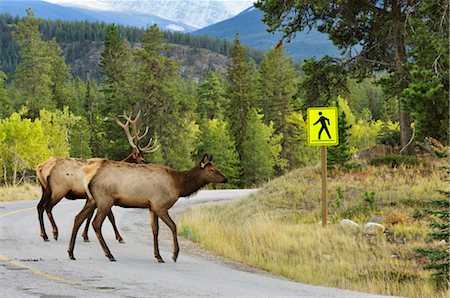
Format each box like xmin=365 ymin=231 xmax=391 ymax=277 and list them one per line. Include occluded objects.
xmin=36 ymin=157 xmax=58 ymax=190
xmin=82 ymin=160 xmax=106 ymax=202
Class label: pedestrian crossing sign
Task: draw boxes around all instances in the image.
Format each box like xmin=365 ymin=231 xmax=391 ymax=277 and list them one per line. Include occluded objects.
xmin=307 ymin=107 xmax=339 ymax=146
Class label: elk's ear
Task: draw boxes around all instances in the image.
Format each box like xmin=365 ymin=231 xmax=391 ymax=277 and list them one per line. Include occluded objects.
xmin=200 ymin=154 xmax=210 ymax=169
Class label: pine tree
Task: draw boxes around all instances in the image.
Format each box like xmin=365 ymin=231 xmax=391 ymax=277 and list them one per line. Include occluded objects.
xmin=241 ymin=109 xmax=283 ymax=186
xmin=328 ymin=100 xmax=352 ymax=169
xmin=226 ymin=35 xmax=257 ymax=160
xmin=135 ymin=25 xmax=196 ymax=168
xmin=47 ymin=39 xmax=72 ymax=110
xmin=0 ymin=71 xmax=12 ymax=118
xmin=196 ymin=70 xmax=227 ymax=121
xmin=10 ymin=9 xmax=55 ymax=118
xmin=97 ymin=24 xmax=137 ymax=160
xmin=9 ymin=9 xmax=72 ymax=119
xmin=259 ymin=45 xmax=298 ymax=170
xmin=416 ymin=190 xmax=450 ymax=289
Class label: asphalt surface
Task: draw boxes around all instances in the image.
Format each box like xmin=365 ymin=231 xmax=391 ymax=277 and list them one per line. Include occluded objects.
xmin=1 ymin=190 xmax=394 ymax=297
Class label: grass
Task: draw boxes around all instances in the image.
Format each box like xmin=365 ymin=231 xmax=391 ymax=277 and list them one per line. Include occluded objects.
xmin=178 ymin=163 xmax=448 ymax=298
xmin=0 ymin=183 xmax=41 ymax=202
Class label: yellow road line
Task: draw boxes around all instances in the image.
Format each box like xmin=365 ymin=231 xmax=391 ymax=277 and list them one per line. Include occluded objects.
xmin=0 ymin=255 xmax=80 ymax=285
xmin=1 ymin=203 xmax=80 ymax=286
xmin=0 ymin=206 xmax=36 ymax=218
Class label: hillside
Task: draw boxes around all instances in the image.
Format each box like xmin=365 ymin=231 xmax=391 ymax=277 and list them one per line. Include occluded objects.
xmin=1 ymin=14 xmax=260 ymax=81
xmin=194 ymin=7 xmax=340 ymax=61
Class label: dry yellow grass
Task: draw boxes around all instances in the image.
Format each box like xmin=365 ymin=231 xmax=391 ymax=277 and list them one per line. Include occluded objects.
xmin=179 ymin=164 xmax=448 ymax=298
xmin=0 ymin=183 xmax=41 ymax=202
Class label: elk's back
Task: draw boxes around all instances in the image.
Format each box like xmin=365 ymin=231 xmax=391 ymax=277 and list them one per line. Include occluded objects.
xmin=87 ymin=161 xmax=178 ymax=209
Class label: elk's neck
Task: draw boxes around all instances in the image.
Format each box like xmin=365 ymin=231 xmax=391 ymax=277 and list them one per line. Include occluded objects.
xmin=174 ymin=167 xmax=207 ymax=197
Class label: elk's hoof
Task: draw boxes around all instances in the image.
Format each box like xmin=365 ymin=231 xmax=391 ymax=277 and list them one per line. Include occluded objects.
xmin=117 ymin=238 xmax=125 ymax=244
xmin=68 ymin=251 xmax=76 ymax=260
xmin=172 ymin=255 xmax=178 ymax=263
xmin=156 ymin=256 xmax=164 ymax=263
xmin=53 ymin=234 xmax=58 ymax=241
xmin=42 ymin=235 xmax=49 ymax=242
xmin=83 ymin=237 xmax=90 ymax=242
xmin=107 ymin=254 xmax=116 ymax=262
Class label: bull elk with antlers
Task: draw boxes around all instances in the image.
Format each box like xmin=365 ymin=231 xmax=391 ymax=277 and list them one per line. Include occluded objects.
xmin=36 ymin=111 xmax=158 ymax=242
xmin=67 ymin=154 xmax=227 ymax=262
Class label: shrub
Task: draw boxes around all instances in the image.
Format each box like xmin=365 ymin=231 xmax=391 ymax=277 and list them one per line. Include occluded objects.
xmin=416 ymin=194 xmax=450 ymax=289
xmin=368 ymin=154 xmax=422 ymax=168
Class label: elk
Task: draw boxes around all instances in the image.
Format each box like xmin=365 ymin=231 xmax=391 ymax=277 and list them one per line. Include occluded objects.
xmin=67 ymin=154 xmax=227 ymax=263
xmin=36 ymin=111 xmax=158 ymax=242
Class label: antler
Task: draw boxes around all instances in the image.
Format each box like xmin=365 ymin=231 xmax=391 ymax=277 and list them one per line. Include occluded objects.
xmin=114 ymin=111 xmax=159 ymax=154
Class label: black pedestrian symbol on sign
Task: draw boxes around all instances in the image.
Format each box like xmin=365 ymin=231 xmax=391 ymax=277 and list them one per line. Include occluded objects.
xmin=313 ymin=112 xmax=331 ymax=139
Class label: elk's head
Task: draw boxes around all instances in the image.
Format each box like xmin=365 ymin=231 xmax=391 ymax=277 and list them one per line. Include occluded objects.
xmin=199 ymin=154 xmax=227 ymax=184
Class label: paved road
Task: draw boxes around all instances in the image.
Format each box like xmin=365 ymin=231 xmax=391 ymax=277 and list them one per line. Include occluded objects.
xmin=1 ymin=190 xmax=392 ymax=297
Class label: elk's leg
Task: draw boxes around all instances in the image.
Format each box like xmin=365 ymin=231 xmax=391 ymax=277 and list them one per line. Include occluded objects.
xmin=81 ymin=207 xmax=95 ymax=242
xmin=157 ymin=209 xmax=179 ymax=263
xmin=107 ymin=210 xmax=124 ymax=243
xmin=92 ymin=205 xmax=116 ymax=262
xmin=150 ymin=210 xmax=164 ymax=263
xmin=45 ymin=201 xmax=59 ymax=241
xmin=37 ymin=186 xmax=50 ymax=241
xmin=67 ymin=199 xmax=96 ymax=260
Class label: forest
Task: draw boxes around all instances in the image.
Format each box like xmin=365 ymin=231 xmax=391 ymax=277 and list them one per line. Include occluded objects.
xmin=0 ymin=6 xmax=448 ymax=188
xmin=0 ymin=13 xmax=264 ymax=81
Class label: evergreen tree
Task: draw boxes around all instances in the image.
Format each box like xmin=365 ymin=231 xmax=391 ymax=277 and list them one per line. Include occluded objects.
xmin=9 ymin=9 xmax=72 ymax=119
xmin=10 ymin=9 xmax=54 ymax=118
xmin=196 ymin=70 xmax=227 ymax=121
xmin=255 ymin=0 xmax=445 ymax=154
xmin=0 ymin=71 xmax=12 ymax=118
xmin=284 ymin=111 xmax=319 ymax=167
xmin=241 ymin=109 xmax=283 ymax=186
xmin=259 ymin=45 xmax=298 ymax=170
xmin=416 ymin=190 xmax=450 ymax=289
xmin=97 ymin=24 xmax=137 ymax=159
xmin=47 ymin=39 xmax=72 ymax=110
xmin=300 ymin=56 xmax=348 ymax=108
xmin=136 ymin=25 xmax=196 ymax=168
xmin=226 ymin=34 xmax=257 ymax=160
xmin=328 ymin=99 xmax=352 ymax=169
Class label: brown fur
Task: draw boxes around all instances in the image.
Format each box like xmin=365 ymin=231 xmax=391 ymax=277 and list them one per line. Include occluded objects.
xmin=36 ymin=157 xmax=123 ymax=243
xmin=67 ymin=154 xmax=227 ymax=262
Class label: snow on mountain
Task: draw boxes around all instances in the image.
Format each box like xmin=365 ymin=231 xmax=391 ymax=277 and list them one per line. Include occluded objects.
xmin=44 ymin=0 xmax=254 ymax=29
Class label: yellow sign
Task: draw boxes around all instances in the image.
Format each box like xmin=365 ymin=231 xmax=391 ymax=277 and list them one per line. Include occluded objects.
xmin=307 ymin=107 xmax=339 ymax=146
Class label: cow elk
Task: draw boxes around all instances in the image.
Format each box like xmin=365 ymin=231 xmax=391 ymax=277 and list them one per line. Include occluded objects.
xmin=36 ymin=157 xmax=124 ymax=242
xmin=67 ymin=154 xmax=227 ymax=262
xmin=36 ymin=111 xmax=158 ymax=242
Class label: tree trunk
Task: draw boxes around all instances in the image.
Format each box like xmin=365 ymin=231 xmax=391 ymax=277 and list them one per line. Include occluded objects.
xmin=392 ymin=0 xmax=413 ymax=155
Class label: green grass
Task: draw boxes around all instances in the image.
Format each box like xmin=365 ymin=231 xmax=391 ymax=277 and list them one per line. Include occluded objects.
xmin=179 ymin=164 xmax=448 ymax=298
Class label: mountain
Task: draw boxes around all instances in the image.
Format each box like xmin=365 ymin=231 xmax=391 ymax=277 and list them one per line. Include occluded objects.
xmin=0 ymin=0 xmax=196 ymax=31
xmin=194 ymin=7 xmax=340 ymax=61
xmin=45 ymin=0 xmax=254 ymax=29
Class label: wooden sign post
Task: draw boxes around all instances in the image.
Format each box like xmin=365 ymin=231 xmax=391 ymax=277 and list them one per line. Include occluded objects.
xmin=307 ymin=107 xmax=339 ymax=227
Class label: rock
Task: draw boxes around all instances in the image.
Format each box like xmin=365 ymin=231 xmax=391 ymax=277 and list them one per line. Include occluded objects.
xmin=322 ymin=254 xmax=332 ymax=261
xmin=340 ymin=219 xmax=359 ymax=228
xmin=363 ymin=222 xmax=385 ymax=235
xmin=369 ymin=216 xmax=386 ymax=223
